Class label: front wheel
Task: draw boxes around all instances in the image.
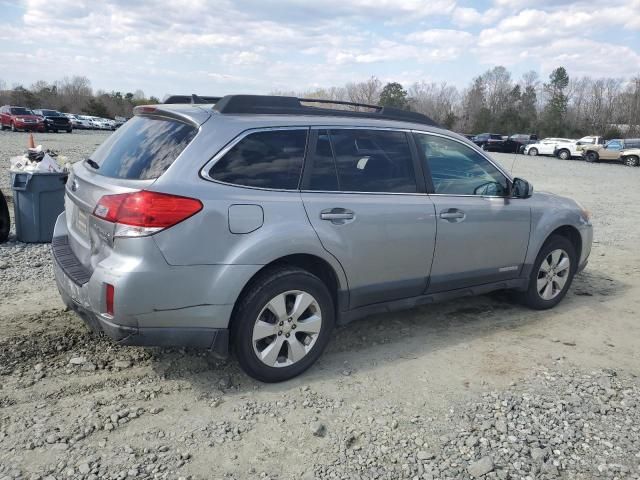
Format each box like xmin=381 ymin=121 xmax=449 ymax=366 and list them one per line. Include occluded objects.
xmin=557 ymin=149 xmax=571 ymax=160
xmin=624 ymin=155 xmax=639 ymax=167
xmin=232 ymin=267 xmax=335 ymax=382
xmin=67 ymin=128 xmax=73 ymax=133
xmin=528 ymin=148 xmax=538 ymax=156
xmin=518 ymin=235 xmax=576 ymax=310
xmin=11 ymin=122 xmax=17 ymax=132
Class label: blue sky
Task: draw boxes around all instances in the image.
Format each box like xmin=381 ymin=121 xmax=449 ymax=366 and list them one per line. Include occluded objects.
xmin=0 ymin=0 xmax=638 ymax=98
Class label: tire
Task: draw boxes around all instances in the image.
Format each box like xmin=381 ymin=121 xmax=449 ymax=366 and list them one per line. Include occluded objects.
xmin=528 ymin=148 xmax=538 ymax=156
xmin=517 ymin=235 xmax=577 ymax=310
xmin=11 ymin=122 xmax=16 ymax=132
xmin=557 ymin=149 xmax=571 ymax=160
xmin=54 ymin=129 xmax=59 ymax=133
xmin=624 ymin=155 xmax=639 ymax=167
xmin=67 ymin=128 xmax=73 ymax=133
xmin=481 ymin=143 xmax=487 ymax=151
xmin=231 ymin=266 xmax=335 ymax=382
xmin=0 ymin=190 xmax=9 ymax=243
xmin=585 ymin=151 xmax=598 ymax=163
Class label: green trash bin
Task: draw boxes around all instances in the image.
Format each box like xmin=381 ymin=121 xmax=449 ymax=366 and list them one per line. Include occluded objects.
xmin=10 ymin=171 xmax=67 ymax=243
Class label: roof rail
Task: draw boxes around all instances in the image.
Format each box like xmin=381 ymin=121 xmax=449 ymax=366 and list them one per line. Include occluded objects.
xmin=212 ymin=95 xmax=439 ymax=127
xmin=163 ymin=94 xmax=222 ymax=105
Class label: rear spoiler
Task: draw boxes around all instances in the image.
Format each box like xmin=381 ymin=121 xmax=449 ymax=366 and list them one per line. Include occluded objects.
xmin=163 ymin=94 xmax=221 ymax=105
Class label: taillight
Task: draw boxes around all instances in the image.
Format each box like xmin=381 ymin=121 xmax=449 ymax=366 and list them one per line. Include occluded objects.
xmin=93 ymin=190 xmax=202 ymax=237
xmin=105 ymin=284 xmax=115 ymax=316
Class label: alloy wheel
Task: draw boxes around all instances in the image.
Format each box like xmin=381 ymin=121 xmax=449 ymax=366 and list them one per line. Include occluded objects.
xmin=536 ymin=249 xmax=571 ymax=300
xmin=252 ymin=290 xmax=322 ymax=368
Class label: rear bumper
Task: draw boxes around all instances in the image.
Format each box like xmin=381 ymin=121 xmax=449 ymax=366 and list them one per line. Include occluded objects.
xmin=53 ymin=244 xmax=230 ymax=355
xmin=50 ymin=212 xmax=245 ymax=356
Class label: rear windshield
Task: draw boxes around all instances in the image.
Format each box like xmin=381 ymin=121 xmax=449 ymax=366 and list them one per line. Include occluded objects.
xmin=10 ymin=107 xmax=32 ymax=115
xmin=90 ymin=115 xmax=197 ymax=179
xmin=490 ymin=134 xmax=503 ymax=140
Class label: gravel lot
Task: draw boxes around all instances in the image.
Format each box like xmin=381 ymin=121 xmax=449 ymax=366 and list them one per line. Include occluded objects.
xmin=1 ymin=130 xmax=640 ymax=480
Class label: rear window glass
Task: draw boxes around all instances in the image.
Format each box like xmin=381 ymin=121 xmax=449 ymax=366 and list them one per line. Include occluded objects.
xmin=490 ymin=134 xmax=503 ymax=140
xmin=90 ymin=116 xmax=197 ymax=179
xmin=209 ymin=129 xmax=307 ymax=189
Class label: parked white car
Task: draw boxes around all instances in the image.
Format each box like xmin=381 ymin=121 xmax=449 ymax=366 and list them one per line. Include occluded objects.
xmin=553 ymin=136 xmax=605 ymax=160
xmin=523 ymin=138 xmax=573 ymax=157
xmin=88 ymin=117 xmax=112 ymax=130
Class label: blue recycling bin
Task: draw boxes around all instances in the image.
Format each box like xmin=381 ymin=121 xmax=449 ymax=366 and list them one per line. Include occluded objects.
xmin=10 ymin=171 xmax=67 ymax=243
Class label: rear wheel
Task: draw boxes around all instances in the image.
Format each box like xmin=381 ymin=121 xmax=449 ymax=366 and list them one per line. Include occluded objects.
xmin=0 ymin=190 xmax=10 ymax=243
xmin=67 ymin=128 xmax=73 ymax=133
xmin=585 ymin=151 xmax=598 ymax=163
xmin=518 ymin=235 xmax=576 ymax=310
xmin=528 ymin=148 xmax=538 ymax=156
xmin=557 ymin=149 xmax=571 ymax=160
xmin=624 ymin=155 xmax=639 ymax=167
xmin=232 ymin=267 xmax=335 ymax=382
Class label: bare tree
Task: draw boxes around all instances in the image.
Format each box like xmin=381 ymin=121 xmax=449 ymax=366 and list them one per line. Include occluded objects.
xmin=345 ymin=76 xmax=382 ymax=110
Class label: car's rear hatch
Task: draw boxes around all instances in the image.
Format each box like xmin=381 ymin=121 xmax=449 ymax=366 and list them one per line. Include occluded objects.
xmin=64 ymin=105 xmax=210 ymax=270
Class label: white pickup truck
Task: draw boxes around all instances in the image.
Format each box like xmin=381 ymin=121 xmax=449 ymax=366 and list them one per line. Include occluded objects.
xmin=554 ymin=136 xmax=605 ymax=160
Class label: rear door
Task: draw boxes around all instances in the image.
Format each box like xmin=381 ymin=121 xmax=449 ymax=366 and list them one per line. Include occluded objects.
xmin=301 ymin=128 xmax=436 ymax=309
xmin=413 ymin=132 xmax=531 ymax=292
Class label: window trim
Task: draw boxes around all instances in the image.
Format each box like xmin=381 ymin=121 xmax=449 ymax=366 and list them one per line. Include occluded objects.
xmin=199 ymin=126 xmax=311 ymax=192
xmin=300 ymin=125 xmax=427 ymax=196
xmin=412 ymin=130 xmax=513 ymax=198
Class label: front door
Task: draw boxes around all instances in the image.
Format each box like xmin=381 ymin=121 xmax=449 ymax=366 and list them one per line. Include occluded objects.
xmin=301 ymin=128 xmax=437 ymax=309
xmin=600 ymin=140 xmax=623 ymax=160
xmin=413 ymin=132 xmax=531 ymax=292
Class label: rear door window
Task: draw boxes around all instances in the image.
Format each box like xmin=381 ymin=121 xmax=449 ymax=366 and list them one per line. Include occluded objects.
xmin=90 ymin=115 xmax=197 ymax=179
xmin=209 ymin=129 xmax=307 ymax=190
xmin=308 ymin=129 xmax=417 ymax=193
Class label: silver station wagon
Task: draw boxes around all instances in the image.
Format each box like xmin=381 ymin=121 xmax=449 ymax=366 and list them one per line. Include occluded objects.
xmin=52 ymin=95 xmax=593 ymax=382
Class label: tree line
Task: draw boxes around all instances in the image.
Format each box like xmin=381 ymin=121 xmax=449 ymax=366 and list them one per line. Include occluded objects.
xmin=0 ymin=76 xmax=159 ymax=119
xmin=2 ymin=66 xmax=639 ymax=137
xmin=276 ymin=66 xmax=640 ymax=138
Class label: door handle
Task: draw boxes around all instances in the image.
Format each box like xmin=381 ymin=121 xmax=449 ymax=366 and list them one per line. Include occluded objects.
xmin=321 ymin=212 xmax=354 ymax=220
xmin=320 ymin=208 xmax=355 ymax=223
xmin=439 ymin=209 xmax=465 ymax=221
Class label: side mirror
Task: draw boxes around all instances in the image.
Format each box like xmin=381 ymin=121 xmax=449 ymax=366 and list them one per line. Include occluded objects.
xmin=512 ymin=177 xmax=533 ymax=199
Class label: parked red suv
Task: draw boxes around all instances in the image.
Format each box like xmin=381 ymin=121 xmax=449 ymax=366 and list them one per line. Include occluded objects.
xmin=0 ymin=105 xmax=45 ymax=132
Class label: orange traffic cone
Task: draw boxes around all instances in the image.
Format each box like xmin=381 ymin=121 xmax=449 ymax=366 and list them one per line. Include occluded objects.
xmin=28 ymin=132 xmax=36 ymax=149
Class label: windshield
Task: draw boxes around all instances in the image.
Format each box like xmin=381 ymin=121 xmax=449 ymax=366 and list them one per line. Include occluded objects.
xmin=10 ymin=107 xmax=32 ymax=115
xmin=40 ymin=110 xmax=60 ymax=116
xmin=490 ymin=134 xmax=503 ymax=140
xmin=89 ymin=115 xmax=197 ymax=179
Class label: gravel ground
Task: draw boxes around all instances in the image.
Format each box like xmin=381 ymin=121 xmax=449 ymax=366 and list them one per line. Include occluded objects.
xmin=1 ymin=130 xmax=640 ymax=479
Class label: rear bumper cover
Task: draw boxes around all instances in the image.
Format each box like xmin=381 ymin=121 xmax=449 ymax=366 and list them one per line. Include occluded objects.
xmin=53 ymin=247 xmax=229 ymax=355
xmin=51 ymin=209 xmax=237 ymax=356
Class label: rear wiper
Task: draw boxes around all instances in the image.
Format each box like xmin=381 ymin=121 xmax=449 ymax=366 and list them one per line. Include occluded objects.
xmin=85 ymin=158 xmax=100 ymax=170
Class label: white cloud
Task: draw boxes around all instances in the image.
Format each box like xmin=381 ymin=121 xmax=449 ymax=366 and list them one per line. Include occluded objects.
xmin=0 ymin=0 xmax=638 ymax=95
xmin=406 ymin=29 xmax=473 ymax=46
xmin=451 ymin=7 xmax=503 ymax=27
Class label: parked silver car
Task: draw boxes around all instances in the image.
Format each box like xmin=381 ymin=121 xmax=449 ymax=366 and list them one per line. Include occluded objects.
xmin=52 ymin=95 xmax=593 ymax=382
